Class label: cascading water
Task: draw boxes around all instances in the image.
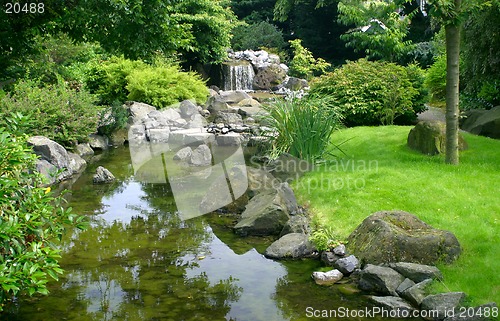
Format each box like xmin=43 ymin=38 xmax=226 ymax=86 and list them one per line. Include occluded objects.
xmin=222 ymin=61 xmax=255 ymax=91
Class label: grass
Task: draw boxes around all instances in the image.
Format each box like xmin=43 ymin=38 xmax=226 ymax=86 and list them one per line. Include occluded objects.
xmin=292 ymin=126 xmax=500 ymax=305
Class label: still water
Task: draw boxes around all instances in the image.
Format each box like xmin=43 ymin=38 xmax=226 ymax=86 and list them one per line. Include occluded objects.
xmin=7 ymin=147 xmax=420 ymax=321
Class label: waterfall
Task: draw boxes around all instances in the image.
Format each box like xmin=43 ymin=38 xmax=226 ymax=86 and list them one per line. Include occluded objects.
xmin=222 ymin=61 xmax=255 ymax=91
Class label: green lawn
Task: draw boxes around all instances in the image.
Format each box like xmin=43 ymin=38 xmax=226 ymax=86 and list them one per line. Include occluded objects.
xmin=293 ymin=126 xmax=500 ymax=305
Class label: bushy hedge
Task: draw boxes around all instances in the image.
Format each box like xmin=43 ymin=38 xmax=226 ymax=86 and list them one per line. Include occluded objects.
xmin=231 ymin=21 xmax=286 ymax=52
xmin=0 ymin=79 xmax=101 ymax=147
xmin=86 ymin=56 xmax=208 ymax=108
xmin=0 ymin=114 xmax=87 ymax=311
xmin=424 ymin=54 xmax=447 ymax=102
xmin=309 ymin=59 xmax=427 ymax=126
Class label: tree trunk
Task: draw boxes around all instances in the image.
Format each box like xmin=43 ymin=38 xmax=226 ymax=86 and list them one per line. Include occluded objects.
xmin=444 ymin=1 xmax=461 ymax=165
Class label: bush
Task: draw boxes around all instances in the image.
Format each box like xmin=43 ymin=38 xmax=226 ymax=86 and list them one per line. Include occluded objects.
xmin=0 ymin=114 xmax=87 ymax=311
xmin=288 ymin=39 xmax=331 ymax=80
xmin=231 ymin=21 xmax=287 ymax=52
xmin=263 ymin=96 xmax=342 ymax=161
xmin=0 ymin=79 xmax=101 ymax=147
xmin=309 ymin=59 xmax=424 ymax=126
xmin=127 ymin=62 xmax=208 ymax=108
xmin=424 ymin=54 xmax=447 ymax=102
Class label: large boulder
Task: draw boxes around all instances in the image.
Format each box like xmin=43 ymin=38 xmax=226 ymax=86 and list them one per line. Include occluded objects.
xmin=88 ymin=134 xmax=109 ymax=150
xmin=234 ymin=189 xmax=290 ymax=236
xmin=264 ymin=233 xmax=315 ymax=259
xmin=388 ymin=262 xmax=443 ymax=283
xmin=358 ymin=264 xmax=406 ymax=296
xmin=460 ymin=106 xmax=500 ymax=139
xmin=126 ymin=101 xmax=156 ymax=124
xmin=421 ymin=292 xmax=466 ymax=321
xmin=252 ymin=64 xmax=287 ymax=90
xmin=407 ymin=120 xmax=468 ymax=155
xmin=347 ymin=211 xmax=461 ymax=265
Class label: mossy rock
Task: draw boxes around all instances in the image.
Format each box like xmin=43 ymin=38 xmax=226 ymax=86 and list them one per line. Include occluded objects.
xmin=347 ymin=210 xmax=461 ymax=265
xmin=407 ymin=120 xmax=468 ymax=155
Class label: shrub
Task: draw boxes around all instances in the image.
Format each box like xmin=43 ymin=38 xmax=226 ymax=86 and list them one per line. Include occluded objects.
xmin=424 ymin=54 xmax=447 ymax=102
xmin=263 ymin=96 xmax=342 ymax=161
xmin=288 ymin=39 xmax=331 ymax=80
xmin=309 ymin=59 xmax=423 ymax=126
xmin=309 ymin=227 xmax=344 ymax=252
xmin=0 ymin=79 xmax=101 ymax=147
xmin=126 ymin=63 xmax=208 ymax=108
xmin=231 ymin=21 xmax=287 ymax=52
xmin=0 ymin=114 xmax=87 ymax=311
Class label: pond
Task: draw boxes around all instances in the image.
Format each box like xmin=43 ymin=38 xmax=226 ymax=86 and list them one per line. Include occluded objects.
xmin=6 ymin=146 xmax=422 ymax=321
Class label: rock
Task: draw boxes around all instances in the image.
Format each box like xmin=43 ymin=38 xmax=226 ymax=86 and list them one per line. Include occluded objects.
xmin=173 ymin=147 xmax=192 ymax=162
xmin=280 ymin=215 xmax=310 ymax=236
xmin=128 ymin=124 xmax=148 ymax=145
xmin=206 ymin=95 xmax=230 ymax=114
xmin=396 ymin=278 xmax=416 ymax=296
xmin=321 ymin=251 xmax=342 ymax=266
xmin=214 ymin=112 xmax=244 ymax=126
xmin=67 ymin=152 xmax=86 ymax=175
xmin=93 ymin=166 xmax=116 ymax=184
xmin=264 ymin=233 xmax=315 ymax=259
xmin=168 ymin=128 xmax=215 ymax=146
xmin=407 ymin=120 xmax=468 ymax=155
xmin=443 ymin=302 xmax=498 ymax=321
xmin=278 ymin=182 xmax=299 ymax=215
xmin=109 ymin=128 xmax=128 ymax=146
xmin=421 ymin=292 xmax=466 ymax=321
xmin=189 ymin=144 xmax=212 ymax=166
xmin=333 ymin=244 xmax=347 ymax=256
xmin=127 ymin=101 xmax=156 ymax=124
xmin=159 ymin=108 xmax=182 ymax=125
xmin=369 ymin=296 xmax=416 ymax=314
xmin=187 ymin=114 xmax=206 ymax=129
xmin=234 ymin=189 xmax=290 ymax=236
xmin=238 ymin=106 xmax=265 ymax=118
xmin=333 ymin=255 xmax=360 ymax=275
xmin=88 ymin=134 xmax=109 ymax=150
xmin=237 ymin=98 xmax=262 ymax=108
xmin=461 ymin=106 xmax=500 ymax=139
xmin=143 ymin=118 xmax=159 ymax=130
xmin=179 ymin=100 xmax=199 ymax=119
xmin=28 ymin=136 xmax=69 ymax=169
xmin=75 ymin=143 xmax=94 ymax=158
xmin=147 ymin=128 xmax=170 ymax=143
xmin=34 ymin=159 xmax=57 ymax=185
xmin=216 ymin=133 xmax=244 ymax=146
xmin=358 ymin=264 xmax=406 ymax=296
xmin=283 ymin=77 xmax=309 ymax=91
xmin=246 ymin=167 xmax=279 ymax=193
xmin=389 ymin=262 xmax=443 ymax=283
xmin=265 ymin=153 xmax=313 ymax=182
xmin=401 ymin=279 xmax=433 ymax=307
xmin=252 ymin=64 xmax=287 ymax=90
xmin=219 ymin=90 xmax=251 ymax=104
xmin=312 ymin=269 xmax=344 ymax=285
xmin=347 ymin=210 xmax=461 ymax=265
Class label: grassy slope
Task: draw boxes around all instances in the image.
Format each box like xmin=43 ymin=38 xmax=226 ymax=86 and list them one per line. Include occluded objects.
xmin=293 ymin=126 xmax=499 ymax=305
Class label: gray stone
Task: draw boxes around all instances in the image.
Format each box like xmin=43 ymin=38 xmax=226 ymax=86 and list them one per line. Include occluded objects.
xmin=75 ymin=143 xmax=94 ymax=158
xmin=168 ymin=129 xmax=215 ymax=146
xmin=109 ymin=128 xmax=128 ymax=146
xmin=333 ymin=255 xmax=360 ymax=275
xmin=234 ymin=189 xmax=290 ymax=236
xmin=444 ymin=302 xmax=498 ymax=321
xmin=173 ymin=118 xmax=188 ymax=128
xmin=333 ymin=244 xmax=347 ymax=256
xmin=34 ymin=159 xmax=57 ymax=185
xmin=28 ymin=136 xmax=69 ymax=170
xmin=179 ymin=100 xmax=199 ymax=118
xmin=206 ymin=95 xmax=230 ymax=114
xmin=389 ymin=262 xmax=443 ymax=283
xmin=238 ymin=106 xmax=266 ymax=118
xmin=219 ymin=90 xmax=251 ymax=104
xmin=264 ymin=233 xmax=315 ymax=259
xmin=237 ymin=98 xmax=262 ymax=108
xmin=246 ymin=167 xmax=279 ymax=193
xmin=88 ymin=134 xmax=109 ymax=150
xmin=128 ymin=124 xmax=147 ymax=145
xmin=189 ymin=144 xmax=212 ymax=166
xmin=93 ymin=166 xmax=116 ymax=184
xmin=215 ymin=112 xmax=243 ymax=125
xmin=283 ymin=77 xmax=309 ymax=91
xmin=358 ymin=264 xmax=406 ymax=296
xmin=461 ymin=106 xmax=500 ymax=139
xmin=347 ymin=211 xmax=461 ymax=265
xmin=160 ymin=108 xmax=182 ymax=124
xmin=407 ymin=121 xmax=468 ymax=155
xmin=143 ymin=118 xmax=160 ymax=130
xmin=216 ymin=133 xmax=244 ymax=146
xmin=401 ymin=279 xmax=433 ymax=307
xmin=312 ymin=269 xmax=343 ymax=286
xmin=369 ymin=296 xmax=416 ymax=314
xmin=252 ymin=64 xmax=287 ymax=90
xmin=67 ymin=152 xmax=86 ymax=175
xmin=148 ymin=128 xmax=170 ymax=143
xmin=321 ymin=251 xmax=342 ymax=266
xmin=280 ymin=215 xmax=309 ymax=236
xmin=127 ymin=101 xmax=156 ymax=124
xmin=278 ymin=182 xmax=299 ymax=215
xmin=173 ymin=147 xmax=192 ymax=162
xmin=421 ymin=292 xmax=466 ymax=321
xmin=187 ymin=114 xmax=206 ymax=129
xmin=396 ymin=278 xmax=416 ymax=296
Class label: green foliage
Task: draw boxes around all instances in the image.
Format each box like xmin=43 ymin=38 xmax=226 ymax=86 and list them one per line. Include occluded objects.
xmin=424 ymin=54 xmax=447 ymax=102
xmin=309 ymin=227 xmax=344 ymax=252
xmin=97 ymin=101 xmax=129 ymax=137
xmin=288 ymin=39 xmax=331 ymax=80
xmin=231 ymin=21 xmax=287 ymax=52
xmin=0 ymin=114 xmax=87 ymax=311
xmin=309 ymin=59 xmax=424 ymax=126
xmin=263 ymin=96 xmax=342 ymax=161
xmin=0 ymin=79 xmax=100 ymax=147
xmin=126 ymin=63 xmax=208 ymax=108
